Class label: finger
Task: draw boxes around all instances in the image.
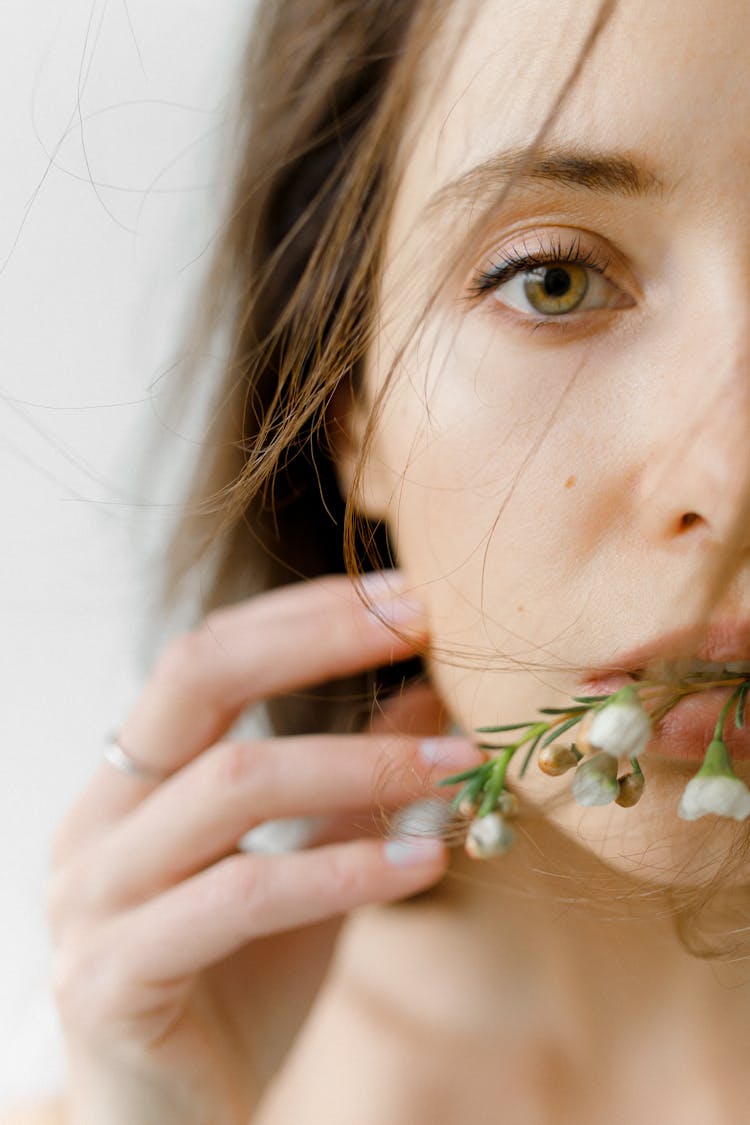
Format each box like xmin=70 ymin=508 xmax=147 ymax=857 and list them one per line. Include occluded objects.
xmin=57 ymin=733 xmax=480 ymax=915
xmin=237 ymin=792 xmax=458 ymax=854
xmin=367 ymin=679 xmax=450 ymax=738
xmin=58 ymin=571 xmax=427 ymax=848
xmin=95 ymin=838 xmax=448 ymax=992
xmin=301 ymin=794 xmax=461 ymax=852
xmin=237 ymin=810 xmax=357 ymax=852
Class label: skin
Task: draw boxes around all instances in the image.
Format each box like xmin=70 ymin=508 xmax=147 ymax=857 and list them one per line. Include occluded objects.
xmin=45 ymin=575 xmax=473 ymax=1124
xmin=309 ymin=0 xmax=750 ymax=1118
xmin=338 ymin=0 xmax=750 ymax=882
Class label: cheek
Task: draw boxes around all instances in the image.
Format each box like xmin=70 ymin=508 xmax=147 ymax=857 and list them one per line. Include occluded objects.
xmin=375 ymin=318 xmax=612 ymax=652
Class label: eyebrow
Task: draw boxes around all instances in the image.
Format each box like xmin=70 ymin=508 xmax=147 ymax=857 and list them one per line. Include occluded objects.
xmin=428 ymin=145 xmax=668 ymax=213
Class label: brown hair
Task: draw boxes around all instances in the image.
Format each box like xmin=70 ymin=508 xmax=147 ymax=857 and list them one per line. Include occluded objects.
xmin=151 ymin=0 xmax=453 ymax=738
xmin=148 ymin=0 xmax=613 ymax=733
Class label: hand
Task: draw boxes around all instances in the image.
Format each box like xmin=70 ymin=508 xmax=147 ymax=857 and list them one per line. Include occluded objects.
xmin=47 ymin=572 xmax=481 ymax=1124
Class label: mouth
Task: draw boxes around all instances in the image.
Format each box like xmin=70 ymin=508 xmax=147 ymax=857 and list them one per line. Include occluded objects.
xmin=581 ymin=623 xmax=750 ymax=764
xmin=581 ymin=658 xmax=750 ymax=700
xmin=585 ymin=619 xmax=750 ymax=687
xmin=631 ymin=657 xmax=750 ymax=683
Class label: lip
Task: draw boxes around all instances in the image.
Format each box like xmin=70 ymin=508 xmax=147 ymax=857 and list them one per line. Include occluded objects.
xmin=578 ymin=675 xmax=750 ymax=763
xmin=580 ymin=619 xmax=750 ymax=764
xmin=648 ymin=688 xmax=750 ymax=763
xmin=594 ymin=619 xmax=750 ymax=677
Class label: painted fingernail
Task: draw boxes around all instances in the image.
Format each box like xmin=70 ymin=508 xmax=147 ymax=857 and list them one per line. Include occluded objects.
xmin=419 ymin=737 xmax=481 ymax=769
xmin=384 ymin=837 xmax=445 ymax=866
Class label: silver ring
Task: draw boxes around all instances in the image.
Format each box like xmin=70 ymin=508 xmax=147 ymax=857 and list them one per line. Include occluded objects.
xmin=103 ymin=735 xmax=171 ymax=782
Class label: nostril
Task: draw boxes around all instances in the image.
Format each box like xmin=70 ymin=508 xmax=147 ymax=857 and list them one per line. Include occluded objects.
xmin=678 ymin=511 xmax=702 ymax=532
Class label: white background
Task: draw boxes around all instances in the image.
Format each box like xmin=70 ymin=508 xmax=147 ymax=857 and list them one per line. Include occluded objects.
xmin=0 ymin=1 xmax=253 ymax=1107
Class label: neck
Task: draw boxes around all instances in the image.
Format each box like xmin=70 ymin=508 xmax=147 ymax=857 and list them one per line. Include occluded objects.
xmin=436 ymin=817 xmax=750 ymax=1051
xmin=342 ymin=814 xmax=749 ymax=1041
xmin=331 ymin=815 xmax=750 ymax=1119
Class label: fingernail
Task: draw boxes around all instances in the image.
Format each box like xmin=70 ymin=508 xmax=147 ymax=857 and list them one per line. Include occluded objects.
xmin=357 ymin=568 xmax=406 ymax=597
xmin=369 ymin=593 xmax=425 ymax=629
xmin=419 ymin=737 xmax=482 ymax=769
xmin=389 ymin=798 xmax=453 ymax=838
xmin=384 ymin=837 xmax=445 ymax=866
xmin=356 ymin=570 xmax=425 ymax=630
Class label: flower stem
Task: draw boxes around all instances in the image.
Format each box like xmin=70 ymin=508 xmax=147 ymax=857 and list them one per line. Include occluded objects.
xmin=439 ymin=675 xmax=750 ymax=828
xmin=478 ymin=747 xmax=515 ymax=816
xmin=715 ymin=683 xmax=744 ymax=741
xmin=647 ymin=677 xmax=747 ymax=725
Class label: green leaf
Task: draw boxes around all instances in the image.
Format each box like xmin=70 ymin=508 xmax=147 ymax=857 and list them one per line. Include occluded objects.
xmin=519 ymin=727 xmax=548 ymax=778
xmin=572 ymin=695 xmax=606 ymax=704
xmin=437 ymin=763 xmax=489 ymax=787
xmin=540 ymin=714 xmax=583 ymax=748
xmin=478 ymin=767 xmax=505 ymax=816
xmin=450 ymin=773 xmax=486 ymax=812
xmin=474 ymin=722 xmax=533 ymax=733
xmin=735 ymin=682 xmax=750 ymax=730
xmin=538 ymin=706 xmax=583 ymax=715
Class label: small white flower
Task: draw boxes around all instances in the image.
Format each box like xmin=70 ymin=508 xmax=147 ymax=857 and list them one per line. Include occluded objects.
xmin=465 ymin=812 xmax=515 ymax=858
xmin=588 ymin=690 xmax=652 ymax=759
xmin=571 ymin=751 xmax=619 ymax=806
xmin=678 ymin=775 xmax=750 ymax=821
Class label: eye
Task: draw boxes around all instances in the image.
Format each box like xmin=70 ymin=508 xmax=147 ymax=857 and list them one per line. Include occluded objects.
xmin=505 ymin=262 xmax=590 ymax=316
xmin=497 ymin=261 xmax=620 ymax=317
xmin=471 ymin=236 xmax=633 ymax=323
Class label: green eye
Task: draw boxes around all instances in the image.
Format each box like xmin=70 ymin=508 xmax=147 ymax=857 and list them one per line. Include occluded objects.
xmin=473 ymin=237 xmax=635 ymax=324
xmin=522 ymin=264 xmax=589 ymax=316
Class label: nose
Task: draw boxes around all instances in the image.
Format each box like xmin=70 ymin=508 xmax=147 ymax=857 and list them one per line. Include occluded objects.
xmin=637 ymin=334 xmax=750 ymax=555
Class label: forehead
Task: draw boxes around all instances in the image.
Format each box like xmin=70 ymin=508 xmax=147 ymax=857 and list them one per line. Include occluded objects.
xmin=402 ymin=0 xmax=750 ymax=208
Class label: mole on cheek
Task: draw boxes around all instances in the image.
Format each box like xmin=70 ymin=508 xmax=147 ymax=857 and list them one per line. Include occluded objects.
xmin=564 ymin=475 xmax=577 ymax=490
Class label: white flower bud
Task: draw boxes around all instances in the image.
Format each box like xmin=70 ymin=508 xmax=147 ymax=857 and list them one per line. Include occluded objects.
xmin=677 ymin=737 xmax=750 ymax=822
xmin=678 ymin=775 xmax=750 ymax=821
xmin=464 ymin=812 xmax=515 ymax=858
xmin=588 ymin=691 xmax=652 ymax=759
xmin=571 ymin=751 xmax=619 ymax=806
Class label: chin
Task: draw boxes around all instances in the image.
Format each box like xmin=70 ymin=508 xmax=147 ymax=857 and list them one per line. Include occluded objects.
xmin=536 ymin=770 xmax=750 ymax=894
xmin=435 ymin=659 xmax=750 ymax=894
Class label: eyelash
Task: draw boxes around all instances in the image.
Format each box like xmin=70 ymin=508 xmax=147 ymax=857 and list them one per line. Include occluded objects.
xmin=469 ymin=234 xmax=616 ymax=328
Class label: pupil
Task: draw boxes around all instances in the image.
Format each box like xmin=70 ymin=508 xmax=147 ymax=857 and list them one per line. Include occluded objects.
xmin=543 ymin=267 xmax=571 ymax=298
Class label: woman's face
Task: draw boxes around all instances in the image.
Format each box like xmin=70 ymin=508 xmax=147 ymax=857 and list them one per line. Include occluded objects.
xmin=348 ymin=0 xmax=750 ymax=883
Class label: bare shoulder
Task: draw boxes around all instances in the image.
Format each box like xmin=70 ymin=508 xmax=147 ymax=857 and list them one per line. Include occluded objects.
xmin=0 ymin=1097 xmax=67 ymax=1125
